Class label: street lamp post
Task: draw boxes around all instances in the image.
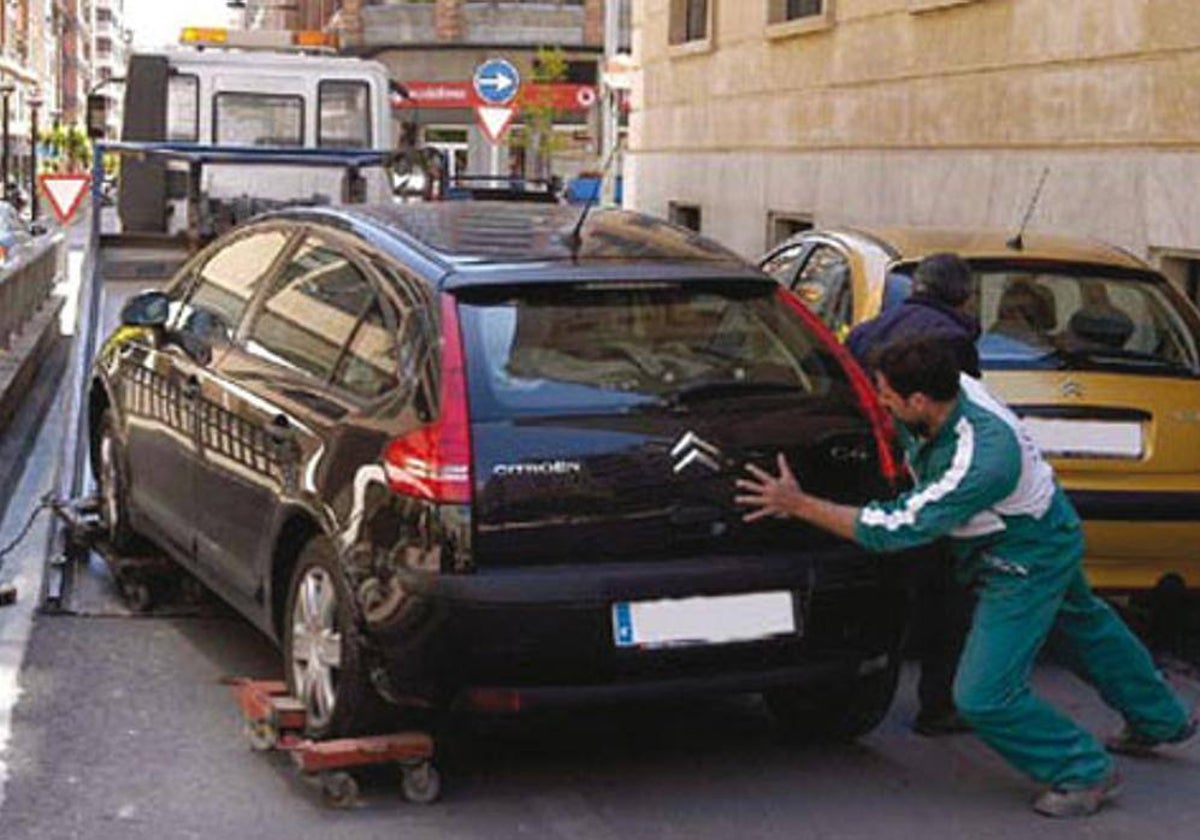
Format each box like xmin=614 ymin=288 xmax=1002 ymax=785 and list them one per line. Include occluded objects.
xmin=28 ymin=91 xmax=42 ymax=220
xmin=0 ymin=79 xmax=15 ymax=199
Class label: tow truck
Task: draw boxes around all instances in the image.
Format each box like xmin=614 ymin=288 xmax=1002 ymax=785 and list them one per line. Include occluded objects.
xmin=114 ymin=26 xmax=405 ymax=237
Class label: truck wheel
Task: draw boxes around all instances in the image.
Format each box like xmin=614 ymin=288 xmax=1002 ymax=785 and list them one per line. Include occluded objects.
xmin=97 ymin=410 xmax=136 ymax=552
xmin=765 ymin=656 xmax=900 ymax=743
xmin=283 ymin=537 xmax=383 ymax=739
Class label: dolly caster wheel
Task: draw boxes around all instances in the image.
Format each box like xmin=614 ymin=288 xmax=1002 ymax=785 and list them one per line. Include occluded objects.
xmin=242 ymin=720 xmax=278 ymax=752
xmin=320 ymin=771 xmax=359 ymax=809
xmin=400 ymin=761 xmax=441 ymax=804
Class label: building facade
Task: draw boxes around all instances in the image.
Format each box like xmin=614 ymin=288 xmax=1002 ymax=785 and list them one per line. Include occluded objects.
xmin=92 ymin=0 xmax=130 ymax=138
xmin=630 ymin=0 xmax=1200 ymax=298
xmin=0 ymin=2 xmax=58 ymax=193
xmin=58 ymin=0 xmax=95 ymax=125
xmin=254 ymin=0 xmax=629 ymax=183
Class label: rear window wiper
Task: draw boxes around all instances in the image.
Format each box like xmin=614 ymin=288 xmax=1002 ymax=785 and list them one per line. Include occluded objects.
xmin=662 ymin=380 xmax=806 ymax=407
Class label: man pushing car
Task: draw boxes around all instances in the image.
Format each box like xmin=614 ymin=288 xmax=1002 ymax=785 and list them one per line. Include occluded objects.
xmin=735 ymin=336 xmax=1195 ymax=818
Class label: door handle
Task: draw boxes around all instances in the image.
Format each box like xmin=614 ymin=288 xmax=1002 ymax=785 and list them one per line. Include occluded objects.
xmin=182 ymin=375 xmax=200 ymax=399
xmin=266 ymin=414 xmax=295 ymax=446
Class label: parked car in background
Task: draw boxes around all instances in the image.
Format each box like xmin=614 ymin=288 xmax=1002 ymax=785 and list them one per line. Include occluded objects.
xmin=760 ymin=227 xmax=1200 ymax=595
xmin=0 ymin=199 xmax=41 ymax=263
xmin=88 ymin=202 xmax=908 ymax=742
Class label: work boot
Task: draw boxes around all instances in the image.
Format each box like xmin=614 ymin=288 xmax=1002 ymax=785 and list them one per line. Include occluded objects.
xmin=1032 ymin=772 xmax=1122 ymax=819
xmin=912 ymin=710 xmax=972 ymax=737
xmin=1106 ymin=717 xmax=1198 ymax=757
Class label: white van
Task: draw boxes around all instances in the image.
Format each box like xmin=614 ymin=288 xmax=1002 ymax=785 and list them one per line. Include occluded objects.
xmin=118 ymin=29 xmax=399 ymax=235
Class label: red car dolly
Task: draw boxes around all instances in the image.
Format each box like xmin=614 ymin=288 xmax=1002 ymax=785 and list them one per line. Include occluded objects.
xmin=230 ymin=678 xmax=441 ymax=807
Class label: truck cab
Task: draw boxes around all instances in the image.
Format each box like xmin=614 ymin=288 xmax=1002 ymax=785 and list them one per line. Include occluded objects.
xmin=118 ymin=28 xmax=399 ymax=236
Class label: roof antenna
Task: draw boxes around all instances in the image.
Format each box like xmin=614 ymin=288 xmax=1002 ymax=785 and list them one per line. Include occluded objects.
xmin=565 ymin=138 xmax=623 ymax=260
xmin=1007 ymin=166 xmax=1050 ymax=251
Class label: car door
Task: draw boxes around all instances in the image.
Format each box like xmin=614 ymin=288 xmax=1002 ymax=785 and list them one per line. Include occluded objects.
xmin=193 ymin=231 xmax=403 ymax=598
xmin=791 ymin=242 xmax=855 ymax=339
xmin=120 ymin=228 xmax=292 ymax=558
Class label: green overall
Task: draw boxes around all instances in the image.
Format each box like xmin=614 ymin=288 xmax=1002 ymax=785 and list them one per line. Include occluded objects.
xmin=853 ymin=377 xmax=1189 ymax=789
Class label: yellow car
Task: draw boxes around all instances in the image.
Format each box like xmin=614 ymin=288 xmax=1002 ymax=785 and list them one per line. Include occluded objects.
xmin=760 ymin=227 xmax=1200 ymax=594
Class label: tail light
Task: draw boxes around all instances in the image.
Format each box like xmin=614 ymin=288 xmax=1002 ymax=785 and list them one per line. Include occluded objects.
xmin=775 ymin=287 xmax=901 ymax=484
xmin=383 ymin=293 xmax=473 ymax=504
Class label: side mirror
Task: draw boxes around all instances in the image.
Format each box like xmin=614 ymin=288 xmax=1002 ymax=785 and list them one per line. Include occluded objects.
xmin=87 ymin=93 xmax=109 ymax=140
xmin=119 ymin=290 xmax=170 ymax=328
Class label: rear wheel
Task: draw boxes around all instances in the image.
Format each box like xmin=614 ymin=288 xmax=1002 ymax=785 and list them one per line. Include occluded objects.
xmin=765 ymin=657 xmax=901 ymax=742
xmin=96 ymin=410 xmax=135 ymax=552
xmin=283 ymin=537 xmax=383 ymax=739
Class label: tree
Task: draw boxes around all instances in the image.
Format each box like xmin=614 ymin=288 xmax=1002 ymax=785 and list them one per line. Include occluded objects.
xmin=510 ymin=46 xmax=569 ymax=180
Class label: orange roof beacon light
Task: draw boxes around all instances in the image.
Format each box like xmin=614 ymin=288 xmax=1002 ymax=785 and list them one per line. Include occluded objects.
xmin=178 ymin=27 xmax=337 ymax=53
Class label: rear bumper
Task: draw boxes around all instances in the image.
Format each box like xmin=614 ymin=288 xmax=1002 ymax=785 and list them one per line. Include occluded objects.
xmin=370 ymin=548 xmax=907 ymax=708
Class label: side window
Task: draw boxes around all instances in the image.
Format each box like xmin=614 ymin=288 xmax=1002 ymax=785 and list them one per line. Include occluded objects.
xmin=245 ymin=238 xmax=377 ymax=383
xmin=761 ymin=244 xmax=805 ymax=284
xmin=174 ymin=230 xmax=291 ymax=344
xmin=319 ymin=81 xmax=371 ymax=149
xmin=335 ymin=300 xmax=400 ymax=398
xmin=167 ymin=74 xmax=199 ymax=142
xmin=793 ymin=244 xmax=854 ymax=338
xmin=214 ymin=92 xmax=304 ymax=147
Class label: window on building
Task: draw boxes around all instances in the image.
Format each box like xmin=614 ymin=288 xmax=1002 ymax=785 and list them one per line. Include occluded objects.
xmin=784 ymin=0 xmax=823 ymax=18
xmin=669 ymin=202 xmax=702 ymax=232
xmin=669 ymin=0 xmax=710 ymax=45
xmin=214 ymin=93 xmax=304 ymax=147
xmin=767 ymin=212 xmax=813 ymax=248
xmin=319 ymin=81 xmax=371 ymax=149
xmin=768 ymin=0 xmax=834 ymax=28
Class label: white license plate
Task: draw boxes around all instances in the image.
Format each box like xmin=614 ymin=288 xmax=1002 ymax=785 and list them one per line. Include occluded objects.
xmin=612 ymin=591 xmax=798 ymax=649
xmin=1022 ymin=418 xmax=1143 ymax=459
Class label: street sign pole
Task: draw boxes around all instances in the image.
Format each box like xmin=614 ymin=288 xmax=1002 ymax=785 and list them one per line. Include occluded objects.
xmin=600 ymin=0 xmax=621 ymax=206
xmin=472 ymin=58 xmax=521 ymax=180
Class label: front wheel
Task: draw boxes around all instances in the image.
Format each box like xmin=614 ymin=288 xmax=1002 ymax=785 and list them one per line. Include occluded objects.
xmin=765 ymin=656 xmax=901 ymax=743
xmin=283 ymin=537 xmax=383 ymax=739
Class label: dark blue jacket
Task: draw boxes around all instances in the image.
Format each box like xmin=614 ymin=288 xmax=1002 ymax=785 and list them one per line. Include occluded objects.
xmin=846 ymin=296 xmax=982 ymax=378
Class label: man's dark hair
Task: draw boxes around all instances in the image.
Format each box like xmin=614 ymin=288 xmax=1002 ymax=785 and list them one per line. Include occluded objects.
xmin=912 ymin=253 xmax=972 ymax=308
xmin=874 ymin=337 xmax=961 ymax=401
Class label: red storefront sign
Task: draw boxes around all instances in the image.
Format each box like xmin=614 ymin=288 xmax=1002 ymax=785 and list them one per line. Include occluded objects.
xmin=394 ymin=82 xmax=599 ymax=112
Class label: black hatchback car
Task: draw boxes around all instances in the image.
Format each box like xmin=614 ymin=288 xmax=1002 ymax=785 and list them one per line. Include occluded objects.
xmin=90 ymin=202 xmax=906 ymax=740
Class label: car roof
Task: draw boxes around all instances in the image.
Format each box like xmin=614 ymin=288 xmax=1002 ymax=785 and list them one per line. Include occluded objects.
xmin=819 ymin=225 xmax=1149 ymax=270
xmin=267 ymin=202 xmax=766 ymax=289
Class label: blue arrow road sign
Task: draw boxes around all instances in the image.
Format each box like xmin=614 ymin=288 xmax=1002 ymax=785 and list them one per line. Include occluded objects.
xmin=473 ymin=58 xmax=521 ymax=105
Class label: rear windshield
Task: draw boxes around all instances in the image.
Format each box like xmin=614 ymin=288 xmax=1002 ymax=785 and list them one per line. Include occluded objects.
xmin=457 ymin=282 xmax=857 ymax=420
xmin=886 ymin=263 xmax=1200 ymax=378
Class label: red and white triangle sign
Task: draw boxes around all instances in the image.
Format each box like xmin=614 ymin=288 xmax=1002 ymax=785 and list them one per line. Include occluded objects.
xmin=475 ymin=105 xmax=516 ymax=145
xmin=39 ymin=174 xmax=92 ymax=224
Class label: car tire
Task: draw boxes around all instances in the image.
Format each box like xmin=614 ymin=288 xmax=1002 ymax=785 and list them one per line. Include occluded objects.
xmin=283 ymin=537 xmax=385 ymax=739
xmin=764 ymin=656 xmax=901 ymax=743
xmin=96 ymin=409 xmax=136 ymax=552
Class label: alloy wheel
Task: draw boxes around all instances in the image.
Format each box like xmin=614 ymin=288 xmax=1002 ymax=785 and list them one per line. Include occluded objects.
xmin=290 ymin=567 xmax=344 ymax=730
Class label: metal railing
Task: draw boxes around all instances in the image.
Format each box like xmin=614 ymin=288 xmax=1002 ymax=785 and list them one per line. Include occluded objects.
xmin=0 ymin=232 xmax=66 ymax=351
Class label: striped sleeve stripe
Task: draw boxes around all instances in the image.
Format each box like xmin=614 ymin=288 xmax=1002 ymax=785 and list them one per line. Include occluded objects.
xmin=859 ymin=417 xmax=976 ymax=533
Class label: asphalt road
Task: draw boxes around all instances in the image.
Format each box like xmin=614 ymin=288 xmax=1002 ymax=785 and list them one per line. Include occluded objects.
xmin=2 ymin=609 xmax=1199 ymax=840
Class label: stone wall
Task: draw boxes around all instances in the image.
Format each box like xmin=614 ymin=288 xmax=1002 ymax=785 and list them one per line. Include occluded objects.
xmin=630 ymin=0 xmax=1200 ymax=263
